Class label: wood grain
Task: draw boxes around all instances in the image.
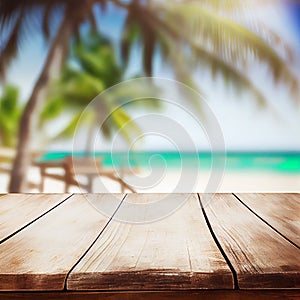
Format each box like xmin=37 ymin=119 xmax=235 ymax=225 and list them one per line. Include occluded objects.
xmin=235 ymin=193 xmax=300 ymax=248
xmin=0 ymin=290 xmax=300 ymax=300
xmin=68 ymin=193 xmax=233 ymax=290
xmin=0 ymin=194 xmax=70 ymax=242
xmin=0 ymin=194 xmax=124 ymax=291
xmin=200 ymin=194 xmax=300 ymax=289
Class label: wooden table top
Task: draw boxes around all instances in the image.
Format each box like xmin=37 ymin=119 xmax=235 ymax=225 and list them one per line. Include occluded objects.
xmin=0 ymin=193 xmax=299 ymax=299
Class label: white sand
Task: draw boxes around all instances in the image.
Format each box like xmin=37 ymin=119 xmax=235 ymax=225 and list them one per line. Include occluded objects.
xmin=1 ymin=166 xmax=299 ymax=193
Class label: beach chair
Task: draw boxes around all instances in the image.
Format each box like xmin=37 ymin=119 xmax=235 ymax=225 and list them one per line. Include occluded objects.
xmin=0 ymin=147 xmax=15 ymax=175
xmin=63 ymin=156 xmax=136 ymax=193
xmin=0 ymin=148 xmax=45 ymax=192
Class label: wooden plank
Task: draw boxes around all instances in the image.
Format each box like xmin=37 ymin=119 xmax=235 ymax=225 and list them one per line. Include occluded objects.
xmin=0 ymin=194 xmax=124 ymax=291
xmin=200 ymin=194 xmax=300 ymax=289
xmin=235 ymin=193 xmax=300 ymax=248
xmin=68 ymin=193 xmax=233 ymax=290
xmin=1 ymin=290 xmax=300 ymax=300
xmin=0 ymin=194 xmax=70 ymax=242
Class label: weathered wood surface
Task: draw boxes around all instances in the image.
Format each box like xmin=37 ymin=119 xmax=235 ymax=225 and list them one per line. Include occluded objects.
xmin=68 ymin=193 xmax=233 ymax=290
xmin=235 ymin=193 xmax=300 ymax=248
xmin=1 ymin=193 xmax=300 ymax=294
xmin=200 ymin=194 xmax=300 ymax=289
xmin=0 ymin=290 xmax=299 ymax=300
xmin=0 ymin=194 xmax=70 ymax=242
xmin=0 ymin=194 xmax=124 ymax=291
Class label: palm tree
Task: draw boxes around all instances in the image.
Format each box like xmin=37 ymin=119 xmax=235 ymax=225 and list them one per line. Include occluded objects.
xmin=0 ymin=0 xmax=100 ymax=191
xmin=0 ymin=0 xmax=299 ymax=192
xmin=120 ymin=0 xmax=299 ymax=105
xmin=40 ymin=32 xmax=143 ymax=150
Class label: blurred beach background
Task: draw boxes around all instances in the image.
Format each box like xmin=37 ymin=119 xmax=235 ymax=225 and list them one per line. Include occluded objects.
xmin=0 ymin=0 xmax=300 ymax=193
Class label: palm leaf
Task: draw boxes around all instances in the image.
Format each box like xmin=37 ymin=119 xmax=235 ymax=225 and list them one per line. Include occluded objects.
xmin=109 ymin=106 xmax=143 ymax=144
xmin=73 ymin=36 xmax=122 ymax=85
xmin=120 ymin=1 xmax=158 ymax=75
xmin=0 ymin=85 xmax=22 ymax=146
xmin=142 ymin=7 xmax=268 ymax=107
xmin=0 ymin=11 xmax=23 ymax=79
xmin=203 ymin=1 xmax=296 ymax=64
xmin=161 ymin=2 xmax=299 ymax=94
xmin=50 ymin=112 xmax=85 ymax=141
xmin=121 ymin=14 xmax=141 ymax=68
xmin=142 ymin=27 xmax=155 ymax=75
xmin=57 ymin=68 xmax=105 ymax=103
xmin=158 ymin=34 xmax=206 ymax=115
xmin=190 ymin=41 xmax=268 ymax=106
xmin=193 ymin=0 xmax=277 ymax=13
xmin=251 ymin=21 xmax=296 ymax=64
xmin=0 ymin=0 xmax=60 ymax=78
xmin=39 ymin=97 xmax=64 ymax=124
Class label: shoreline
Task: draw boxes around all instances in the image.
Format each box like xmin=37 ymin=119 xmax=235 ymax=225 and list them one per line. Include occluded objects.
xmin=0 ymin=166 xmax=299 ymax=193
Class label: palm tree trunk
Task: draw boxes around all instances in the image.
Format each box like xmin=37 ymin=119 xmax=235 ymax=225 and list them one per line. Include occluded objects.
xmin=8 ymin=17 xmax=72 ymax=192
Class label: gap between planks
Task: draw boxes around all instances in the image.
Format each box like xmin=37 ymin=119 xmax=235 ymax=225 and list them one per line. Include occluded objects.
xmin=197 ymin=193 xmax=239 ymax=290
xmin=233 ymin=193 xmax=300 ymax=250
xmin=0 ymin=194 xmax=73 ymax=245
xmin=0 ymin=194 xmax=126 ymax=291
xmin=200 ymin=193 xmax=300 ymax=289
xmin=62 ymin=194 xmax=127 ymax=290
xmin=66 ymin=194 xmax=234 ymax=291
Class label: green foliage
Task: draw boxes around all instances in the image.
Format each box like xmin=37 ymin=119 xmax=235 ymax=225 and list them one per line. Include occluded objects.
xmin=0 ymin=85 xmax=23 ymax=147
xmin=0 ymin=0 xmax=106 ymax=80
xmin=52 ymin=113 xmax=83 ymax=141
xmin=1 ymin=0 xmax=299 ymax=149
xmin=74 ymin=34 xmax=122 ymax=86
xmin=104 ymin=106 xmax=143 ymax=144
xmin=41 ymin=31 xmax=144 ymax=146
xmin=39 ymin=97 xmax=64 ymax=123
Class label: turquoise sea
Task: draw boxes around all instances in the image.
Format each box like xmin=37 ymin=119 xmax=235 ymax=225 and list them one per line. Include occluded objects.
xmin=38 ymin=152 xmax=300 ymax=173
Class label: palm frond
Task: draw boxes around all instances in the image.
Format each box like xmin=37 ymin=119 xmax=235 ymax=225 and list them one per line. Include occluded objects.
xmin=56 ymin=67 xmax=105 ymax=103
xmin=73 ymin=36 xmax=122 ymax=85
xmin=0 ymin=11 xmax=23 ymax=80
xmin=120 ymin=1 xmax=158 ymax=75
xmin=252 ymin=21 xmax=296 ymax=64
xmin=104 ymin=78 xmax=162 ymax=109
xmin=190 ymin=42 xmax=268 ymax=106
xmin=142 ymin=27 xmax=155 ymax=75
xmin=109 ymin=106 xmax=143 ymax=144
xmin=0 ymin=1 xmax=23 ymax=28
xmin=43 ymin=4 xmax=66 ymax=41
xmin=179 ymin=0 xmax=277 ymax=12
xmin=0 ymin=0 xmax=60 ymax=78
xmin=39 ymin=97 xmax=64 ymax=124
xmin=160 ymin=2 xmax=299 ymax=94
xmin=0 ymin=85 xmax=20 ymax=113
xmin=144 ymin=6 xmax=268 ymax=107
xmin=120 ymin=15 xmax=141 ymax=70
xmin=191 ymin=0 xmax=246 ymax=12
xmin=158 ymin=33 xmax=206 ymax=115
xmin=207 ymin=2 xmax=297 ymax=64
xmin=50 ymin=113 xmax=84 ymax=141
xmin=0 ymin=85 xmax=22 ymax=147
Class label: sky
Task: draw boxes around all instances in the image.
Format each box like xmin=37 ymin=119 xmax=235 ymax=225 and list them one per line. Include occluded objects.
xmin=288 ymin=0 xmax=300 ymax=38
xmin=2 ymin=1 xmax=300 ymax=152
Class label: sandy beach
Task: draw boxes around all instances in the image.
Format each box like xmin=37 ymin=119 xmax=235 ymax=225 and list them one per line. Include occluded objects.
xmin=1 ymin=166 xmax=299 ymax=193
